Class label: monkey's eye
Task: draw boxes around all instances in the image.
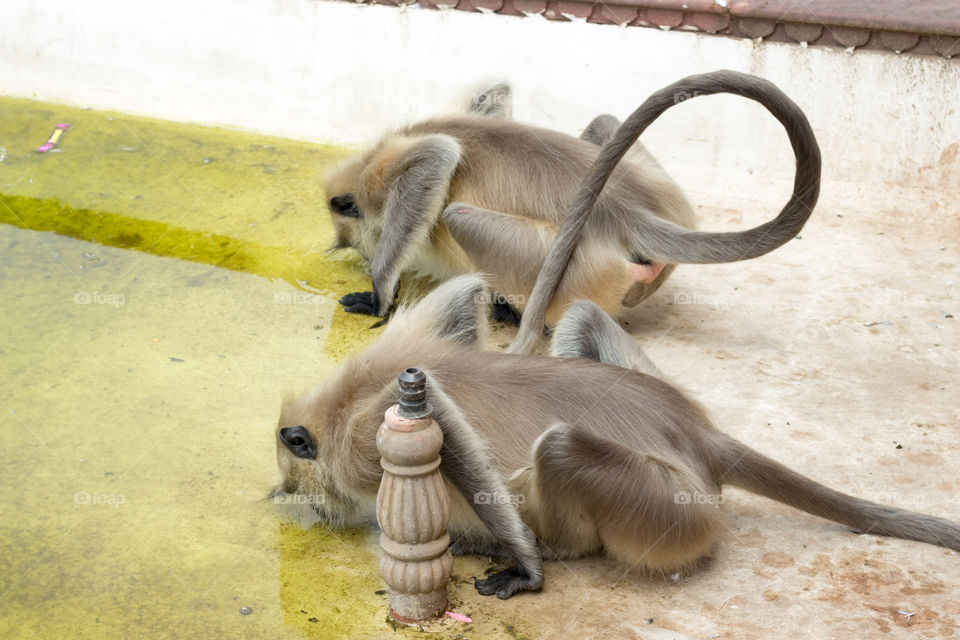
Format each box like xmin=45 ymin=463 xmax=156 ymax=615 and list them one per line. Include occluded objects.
xmin=329 ymin=194 xmax=361 ymax=219
xmin=279 ymin=426 xmax=316 ymax=459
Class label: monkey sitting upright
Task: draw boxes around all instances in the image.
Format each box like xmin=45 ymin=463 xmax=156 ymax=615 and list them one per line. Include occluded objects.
xmin=273 ymin=275 xmax=960 ymax=600
xmin=325 ymin=70 xmax=821 ymax=326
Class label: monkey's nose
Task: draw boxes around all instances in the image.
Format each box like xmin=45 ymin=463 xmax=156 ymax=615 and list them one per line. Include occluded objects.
xmin=279 ymin=426 xmax=316 ymax=459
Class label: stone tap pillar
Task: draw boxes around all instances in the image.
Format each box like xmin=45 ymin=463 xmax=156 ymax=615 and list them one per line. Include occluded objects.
xmin=376 ymin=368 xmax=453 ymax=624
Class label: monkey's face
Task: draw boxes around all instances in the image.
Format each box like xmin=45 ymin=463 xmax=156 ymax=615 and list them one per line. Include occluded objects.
xmin=327 ymin=192 xmax=364 ymax=252
xmin=323 ymin=156 xmax=382 ymax=266
xmin=271 ymin=393 xmax=368 ymax=528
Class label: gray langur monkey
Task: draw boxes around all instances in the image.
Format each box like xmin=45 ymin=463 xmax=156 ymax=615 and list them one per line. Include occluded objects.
xmin=326 ymin=70 xmax=821 ymax=331
xmin=273 ymin=275 xmax=960 ymax=600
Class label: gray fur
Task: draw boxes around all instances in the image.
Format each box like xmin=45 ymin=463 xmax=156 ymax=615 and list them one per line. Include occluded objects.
xmin=508 ymin=70 xmax=821 ymax=353
xmin=550 ymin=300 xmax=664 ymax=377
xmin=580 ymin=113 xmax=620 ymax=146
xmin=382 ymin=274 xmax=489 ymax=346
xmin=368 ymin=134 xmax=462 ymax=315
xmin=276 ymin=277 xmax=959 ymax=600
xmin=330 ymin=72 xmax=819 ymax=329
xmin=429 ymin=378 xmax=544 ymax=598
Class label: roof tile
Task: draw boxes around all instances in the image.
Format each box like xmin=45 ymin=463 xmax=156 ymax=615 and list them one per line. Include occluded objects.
xmin=879 ymin=30 xmax=921 ymax=53
xmin=512 ymin=0 xmax=546 ymax=13
xmin=785 ymin=22 xmax=824 ymax=44
xmin=734 ymin=17 xmax=776 ymax=39
xmin=596 ymin=4 xmax=638 ymax=26
xmin=687 ymin=11 xmax=731 ymax=34
xmin=643 ymin=8 xmax=684 ymax=29
xmin=826 ymin=26 xmax=872 ymax=48
xmin=930 ymin=34 xmax=960 ymax=57
xmin=341 ymin=0 xmax=960 ymax=58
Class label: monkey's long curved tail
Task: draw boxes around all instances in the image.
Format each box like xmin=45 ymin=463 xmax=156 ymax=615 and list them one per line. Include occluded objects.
xmin=509 ymin=70 xmax=820 ymax=354
xmin=716 ymin=436 xmax=960 ymax=552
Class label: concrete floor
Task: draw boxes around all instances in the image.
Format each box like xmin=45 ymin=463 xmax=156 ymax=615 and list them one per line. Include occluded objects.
xmin=459 ymin=190 xmax=960 ymax=639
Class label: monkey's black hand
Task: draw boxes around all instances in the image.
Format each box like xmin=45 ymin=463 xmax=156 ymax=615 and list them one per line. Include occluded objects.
xmin=339 ymin=291 xmax=380 ymax=315
xmin=339 ymin=282 xmax=398 ymax=318
xmin=474 ymin=565 xmax=543 ymax=599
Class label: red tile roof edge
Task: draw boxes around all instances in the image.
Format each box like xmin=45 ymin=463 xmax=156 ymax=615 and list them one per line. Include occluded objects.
xmin=349 ymin=0 xmax=960 ymax=59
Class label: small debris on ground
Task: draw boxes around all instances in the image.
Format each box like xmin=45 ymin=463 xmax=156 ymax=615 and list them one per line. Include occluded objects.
xmin=36 ymin=123 xmax=71 ymax=152
xmin=445 ymin=611 xmax=472 ymax=623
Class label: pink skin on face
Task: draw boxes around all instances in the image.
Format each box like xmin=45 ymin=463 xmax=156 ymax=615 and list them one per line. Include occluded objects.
xmin=628 ymin=260 xmax=666 ymax=283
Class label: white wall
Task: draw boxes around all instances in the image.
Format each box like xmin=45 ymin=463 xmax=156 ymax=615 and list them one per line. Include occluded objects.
xmin=2 ymin=0 xmax=958 ymax=216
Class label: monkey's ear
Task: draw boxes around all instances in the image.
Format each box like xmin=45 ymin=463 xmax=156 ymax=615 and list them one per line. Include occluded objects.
xmin=384 ymin=275 xmax=490 ymax=346
xmin=362 ymin=134 xmax=461 ymax=317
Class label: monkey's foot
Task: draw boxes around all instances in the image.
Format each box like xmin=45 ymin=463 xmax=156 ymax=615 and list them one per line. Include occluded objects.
xmin=474 ymin=566 xmax=543 ymax=599
xmin=339 ymin=291 xmax=380 ymax=316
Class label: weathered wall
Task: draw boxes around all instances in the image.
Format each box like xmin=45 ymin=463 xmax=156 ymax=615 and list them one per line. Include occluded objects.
xmin=2 ymin=0 xmax=958 ymax=216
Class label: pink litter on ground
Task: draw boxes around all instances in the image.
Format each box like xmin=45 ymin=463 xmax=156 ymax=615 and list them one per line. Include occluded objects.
xmin=445 ymin=611 xmax=472 ymax=623
xmin=36 ymin=123 xmax=72 ymax=152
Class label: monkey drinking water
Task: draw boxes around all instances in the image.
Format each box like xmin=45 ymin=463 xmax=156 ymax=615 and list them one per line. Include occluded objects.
xmin=273 ymin=275 xmax=960 ymax=600
xmin=324 ymin=70 xmax=820 ymax=327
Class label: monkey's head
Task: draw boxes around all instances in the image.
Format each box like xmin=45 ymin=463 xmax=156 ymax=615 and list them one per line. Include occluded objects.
xmin=271 ymin=387 xmax=375 ymax=529
xmin=322 ymin=153 xmax=387 ymax=267
xmin=326 ymin=192 xmax=364 ymax=256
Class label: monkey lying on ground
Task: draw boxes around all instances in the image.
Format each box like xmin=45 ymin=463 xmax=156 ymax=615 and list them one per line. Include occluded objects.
xmin=273 ymin=275 xmax=960 ymax=599
xmin=326 ymin=70 xmax=821 ymax=328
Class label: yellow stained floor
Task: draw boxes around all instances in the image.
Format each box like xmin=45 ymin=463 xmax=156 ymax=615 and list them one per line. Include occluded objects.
xmin=0 ymin=99 xmax=534 ymax=639
xmin=1 ymin=96 xmax=958 ymax=640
